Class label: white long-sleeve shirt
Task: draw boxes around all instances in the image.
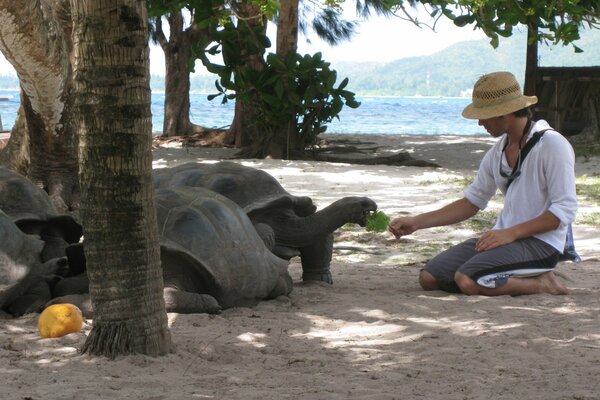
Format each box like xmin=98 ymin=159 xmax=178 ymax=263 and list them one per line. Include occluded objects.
xmin=464 ymin=119 xmax=578 ymax=253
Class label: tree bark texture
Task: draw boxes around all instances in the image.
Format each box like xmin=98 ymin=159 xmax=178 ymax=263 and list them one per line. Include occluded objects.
xmin=273 ymin=0 xmax=300 ymax=159
xmin=0 ymin=0 xmax=79 ymax=211
xmin=276 ymin=0 xmax=299 ymax=58
xmin=227 ymin=3 xmax=268 ymax=153
xmin=71 ymin=0 xmax=171 ymax=357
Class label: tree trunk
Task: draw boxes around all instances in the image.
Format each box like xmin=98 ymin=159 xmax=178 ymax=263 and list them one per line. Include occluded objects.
xmin=0 ymin=0 xmax=80 ymax=212
xmin=163 ymin=38 xmax=193 ymax=136
xmin=231 ymin=0 xmax=303 ymax=159
xmin=153 ymin=12 xmax=208 ymax=137
xmin=227 ymin=3 xmax=268 ymax=154
xmin=273 ymin=0 xmax=300 ymax=159
xmin=229 ymin=100 xmax=246 ymax=148
xmin=276 ymin=0 xmax=299 ymax=57
xmin=71 ymin=0 xmax=171 ymax=357
xmin=230 ymin=104 xmax=276 ymax=158
xmin=524 ymin=24 xmax=538 ymax=100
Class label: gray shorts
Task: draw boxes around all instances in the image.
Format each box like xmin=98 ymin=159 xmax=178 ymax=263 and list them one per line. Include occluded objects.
xmin=424 ymin=237 xmax=560 ymax=292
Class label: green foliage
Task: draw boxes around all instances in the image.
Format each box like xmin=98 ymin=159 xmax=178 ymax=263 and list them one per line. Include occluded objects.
xmin=147 ymin=0 xmax=187 ymax=16
xmin=204 ymin=30 xmax=360 ymax=145
xmin=366 ymin=211 xmax=391 ymax=232
xmin=145 ymin=0 xmax=599 ymax=146
xmin=413 ymin=0 xmax=600 ymax=51
xmin=149 ymin=0 xmax=359 ymax=148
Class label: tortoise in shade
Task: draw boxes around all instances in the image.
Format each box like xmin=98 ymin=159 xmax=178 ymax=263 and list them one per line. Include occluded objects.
xmin=49 ymin=186 xmax=293 ymax=316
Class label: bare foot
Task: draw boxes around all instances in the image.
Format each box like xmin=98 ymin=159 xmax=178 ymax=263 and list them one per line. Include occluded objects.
xmin=537 ymin=271 xmax=570 ymax=295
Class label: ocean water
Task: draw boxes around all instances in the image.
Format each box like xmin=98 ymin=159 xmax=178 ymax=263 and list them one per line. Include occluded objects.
xmin=0 ymin=90 xmax=486 ymax=137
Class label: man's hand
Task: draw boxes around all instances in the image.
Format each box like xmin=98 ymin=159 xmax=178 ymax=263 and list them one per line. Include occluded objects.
xmin=475 ymin=228 xmax=518 ymax=251
xmin=388 ymin=216 xmax=418 ymax=239
xmin=387 ymin=198 xmax=480 ymax=240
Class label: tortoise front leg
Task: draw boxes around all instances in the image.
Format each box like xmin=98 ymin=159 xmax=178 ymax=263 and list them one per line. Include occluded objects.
xmin=299 ymin=233 xmax=334 ymax=284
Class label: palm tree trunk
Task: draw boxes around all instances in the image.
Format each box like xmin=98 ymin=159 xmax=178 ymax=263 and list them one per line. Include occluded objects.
xmin=71 ymin=0 xmax=171 ymax=357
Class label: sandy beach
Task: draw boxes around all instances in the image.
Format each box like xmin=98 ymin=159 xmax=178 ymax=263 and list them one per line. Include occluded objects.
xmin=2 ymin=133 xmax=600 ymax=400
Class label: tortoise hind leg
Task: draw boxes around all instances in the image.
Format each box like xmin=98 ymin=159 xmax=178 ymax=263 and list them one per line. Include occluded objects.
xmin=163 ymin=287 xmax=222 ymax=314
xmin=267 ymin=271 xmax=294 ymax=299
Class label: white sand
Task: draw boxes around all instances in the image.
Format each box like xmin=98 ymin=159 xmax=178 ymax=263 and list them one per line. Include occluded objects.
xmin=2 ymin=134 xmax=599 ymax=400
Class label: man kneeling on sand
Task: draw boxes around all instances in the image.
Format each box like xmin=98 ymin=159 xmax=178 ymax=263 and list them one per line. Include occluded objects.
xmin=388 ymin=71 xmax=576 ymax=296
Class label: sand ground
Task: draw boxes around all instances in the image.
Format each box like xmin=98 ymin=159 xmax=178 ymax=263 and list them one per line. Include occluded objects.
xmin=2 ymin=134 xmax=599 ymax=400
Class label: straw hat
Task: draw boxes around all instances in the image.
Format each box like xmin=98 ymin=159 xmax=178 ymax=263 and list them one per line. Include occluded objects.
xmin=462 ymin=71 xmax=538 ymax=119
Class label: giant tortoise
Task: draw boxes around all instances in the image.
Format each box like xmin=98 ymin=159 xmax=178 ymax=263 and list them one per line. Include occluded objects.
xmin=49 ymin=186 xmax=293 ymax=316
xmin=153 ymin=161 xmax=378 ymax=284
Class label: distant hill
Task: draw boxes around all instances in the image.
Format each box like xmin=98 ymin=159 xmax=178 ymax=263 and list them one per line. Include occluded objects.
xmin=174 ymin=28 xmax=600 ymax=97
xmin=332 ymin=28 xmax=600 ymax=97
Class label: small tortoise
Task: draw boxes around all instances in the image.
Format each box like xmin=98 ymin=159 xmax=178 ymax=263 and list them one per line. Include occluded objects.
xmin=153 ymin=161 xmax=378 ymax=283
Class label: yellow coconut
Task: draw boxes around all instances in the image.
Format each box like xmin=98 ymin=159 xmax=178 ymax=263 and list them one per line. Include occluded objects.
xmin=38 ymin=303 xmax=84 ymax=338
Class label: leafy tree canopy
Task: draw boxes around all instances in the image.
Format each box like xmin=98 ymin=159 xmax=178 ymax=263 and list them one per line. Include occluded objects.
xmin=381 ymin=0 xmax=599 ymax=51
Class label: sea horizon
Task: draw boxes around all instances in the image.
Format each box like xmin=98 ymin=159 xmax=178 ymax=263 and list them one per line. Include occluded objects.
xmin=0 ymin=89 xmax=487 ymax=137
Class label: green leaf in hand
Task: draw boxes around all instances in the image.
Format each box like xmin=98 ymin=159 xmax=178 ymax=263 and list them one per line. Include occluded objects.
xmin=366 ymin=211 xmax=390 ymax=233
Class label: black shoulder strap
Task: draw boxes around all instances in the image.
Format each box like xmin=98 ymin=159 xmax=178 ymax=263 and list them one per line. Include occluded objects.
xmin=506 ymin=129 xmax=550 ymax=189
